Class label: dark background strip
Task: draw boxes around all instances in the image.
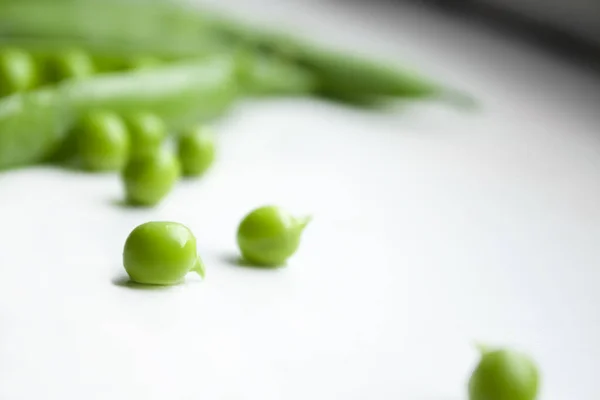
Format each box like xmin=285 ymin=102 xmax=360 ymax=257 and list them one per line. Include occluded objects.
xmin=399 ymin=0 xmax=600 ymax=73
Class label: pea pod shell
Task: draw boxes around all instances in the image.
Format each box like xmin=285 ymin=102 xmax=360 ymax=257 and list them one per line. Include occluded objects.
xmin=61 ymin=55 xmax=238 ymax=130
xmin=0 ymin=55 xmax=237 ymax=170
xmin=0 ymin=89 xmax=67 ymax=168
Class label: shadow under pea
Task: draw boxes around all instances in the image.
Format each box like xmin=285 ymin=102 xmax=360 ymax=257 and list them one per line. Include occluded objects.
xmin=220 ymin=253 xmax=286 ymax=270
xmin=111 ymin=275 xmax=180 ymax=291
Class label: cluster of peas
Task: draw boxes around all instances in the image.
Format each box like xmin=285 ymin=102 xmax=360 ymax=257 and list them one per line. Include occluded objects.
xmin=76 ymin=110 xmax=214 ymax=206
xmin=1 ymin=47 xmax=106 ymax=94
xmin=0 ymin=48 xmax=311 ymax=271
xmin=0 ymin=43 xmax=314 ymax=274
xmin=1 ymin=35 xmax=539 ymax=400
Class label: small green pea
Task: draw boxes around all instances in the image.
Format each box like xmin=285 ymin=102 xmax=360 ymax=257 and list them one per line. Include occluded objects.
xmin=46 ymin=49 xmax=95 ymax=82
xmin=122 ymin=147 xmax=179 ymax=207
xmin=76 ymin=111 xmax=130 ymax=172
xmin=0 ymin=49 xmax=37 ymax=96
xmin=469 ymin=346 xmax=540 ymax=400
xmin=125 ymin=112 xmax=167 ymax=157
xmin=177 ymin=126 xmax=216 ymax=178
xmin=237 ymin=205 xmax=311 ymax=267
xmin=123 ymin=221 xmax=205 ymax=285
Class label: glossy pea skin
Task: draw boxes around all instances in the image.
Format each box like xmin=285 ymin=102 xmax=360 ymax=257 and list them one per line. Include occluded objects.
xmin=46 ymin=49 xmax=95 ymax=82
xmin=122 ymin=147 xmax=179 ymax=207
xmin=469 ymin=348 xmax=540 ymax=400
xmin=123 ymin=221 xmax=205 ymax=285
xmin=177 ymin=126 xmax=215 ymax=177
xmin=125 ymin=112 xmax=167 ymax=157
xmin=0 ymin=49 xmax=37 ymax=96
xmin=237 ymin=206 xmax=310 ymax=267
xmin=76 ymin=111 xmax=130 ymax=171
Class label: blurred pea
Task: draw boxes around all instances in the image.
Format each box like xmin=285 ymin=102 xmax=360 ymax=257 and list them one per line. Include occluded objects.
xmin=46 ymin=49 xmax=95 ymax=82
xmin=125 ymin=112 xmax=167 ymax=157
xmin=0 ymin=48 xmax=38 ymax=96
xmin=75 ymin=111 xmax=130 ymax=172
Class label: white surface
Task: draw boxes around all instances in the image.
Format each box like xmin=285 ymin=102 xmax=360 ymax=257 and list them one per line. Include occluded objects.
xmin=1 ymin=1 xmax=600 ymax=399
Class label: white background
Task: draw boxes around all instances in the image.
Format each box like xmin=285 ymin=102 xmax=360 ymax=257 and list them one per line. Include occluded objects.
xmin=1 ymin=1 xmax=599 ymax=399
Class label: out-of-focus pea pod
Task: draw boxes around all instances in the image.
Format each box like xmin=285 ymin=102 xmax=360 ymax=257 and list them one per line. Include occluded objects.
xmin=236 ymin=50 xmax=318 ymax=96
xmin=0 ymin=54 xmax=238 ymax=170
xmin=0 ymin=0 xmax=223 ymax=59
xmin=298 ymin=46 xmax=475 ymax=107
xmin=1 ymin=0 xmax=474 ymax=106
xmin=61 ymin=55 xmax=237 ymax=130
xmin=0 ymin=37 xmax=172 ymax=74
xmin=0 ymin=35 xmax=222 ymax=63
xmin=124 ymin=56 xmax=163 ymax=71
xmin=204 ymin=14 xmax=476 ymax=106
xmin=0 ymin=38 xmax=313 ymax=98
xmin=0 ymin=89 xmax=68 ymax=168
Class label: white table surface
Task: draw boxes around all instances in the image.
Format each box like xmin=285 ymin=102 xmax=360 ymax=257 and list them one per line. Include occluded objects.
xmin=1 ymin=1 xmax=599 ymax=399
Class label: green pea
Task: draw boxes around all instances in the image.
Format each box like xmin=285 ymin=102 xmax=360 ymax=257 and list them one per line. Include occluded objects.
xmin=177 ymin=126 xmax=215 ymax=177
xmin=75 ymin=111 xmax=130 ymax=172
xmin=125 ymin=112 xmax=167 ymax=157
xmin=122 ymin=147 xmax=179 ymax=207
xmin=237 ymin=205 xmax=311 ymax=266
xmin=0 ymin=49 xmax=37 ymax=96
xmin=469 ymin=346 xmax=540 ymax=400
xmin=123 ymin=221 xmax=205 ymax=285
xmin=47 ymin=49 xmax=95 ymax=82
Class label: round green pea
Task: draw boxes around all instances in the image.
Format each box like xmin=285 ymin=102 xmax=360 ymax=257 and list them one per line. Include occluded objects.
xmin=125 ymin=112 xmax=167 ymax=157
xmin=76 ymin=111 xmax=130 ymax=172
xmin=123 ymin=221 xmax=205 ymax=285
xmin=177 ymin=126 xmax=215 ymax=177
xmin=122 ymin=147 xmax=179 ymax=207
xmin=237 ymin=205 xmax=311 ymax=266
xmin=47 ymin=49 xmax=95 ymax=82
xmin=469 ymin=347 xmax=540 ymax=400
xmin=0 ymin=49 xmax=37 ymax=96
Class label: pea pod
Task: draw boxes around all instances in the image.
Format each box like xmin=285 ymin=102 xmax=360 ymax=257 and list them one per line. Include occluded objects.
xmin=0 ymin=0 xmax=224 ymax=61
xmin=0 ymin=54 xmax=237 ymax=170
xmin=0 ymin=37 xmax=175 ymax=74
xmin=61 ymin=55 xmax=237 ymax=129
xmin=236 ymin=50 xmax=318 ymax=96
xmin=0 ymin=0 xmax=209 ymax=44
xmin=0 ymin=88 xmax=67 ymax=169
xmin=2 ymin=0 xmax=474 ymax=105
xmin=207 ymin=19 xmax=474 ymax=105
xmin=0 ymin=35 xmax=221 ymax=65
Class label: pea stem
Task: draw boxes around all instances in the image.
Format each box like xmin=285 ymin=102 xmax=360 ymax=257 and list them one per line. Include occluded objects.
xmin=191 ymin=256 xmax=206 ymax=279
xmin=295 ymin=215 xmax=312 ymax=231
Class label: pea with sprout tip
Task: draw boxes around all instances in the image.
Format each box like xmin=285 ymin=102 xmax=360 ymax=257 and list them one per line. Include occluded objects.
xmin=122 ymin=146 xmax=180 ymax=207
xmin=469 ymin=345 xmax=540 ymax=400
xmin=125 ymin=112 xmax=167 ymax=157
xmin=75 ymin=110 xmax=130 ymax=172
xmin=123 ymin=221 xmax=205 ymax=285
xmin=177 ymin=125 xmax=216 ymax=178
xmin=236 ymin=205 xmax=311 ymax=267
xmin=0 ymin=48 xmax=38 ymax=96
